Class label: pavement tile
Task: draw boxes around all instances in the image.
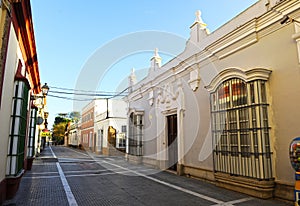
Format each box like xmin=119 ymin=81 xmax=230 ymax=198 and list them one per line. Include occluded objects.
xmin=3 ymin=146 xmax=294 ymax=206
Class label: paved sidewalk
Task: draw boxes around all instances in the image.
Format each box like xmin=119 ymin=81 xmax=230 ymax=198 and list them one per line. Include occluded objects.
xmin=3 ymin=146 xmax=69 ymax=206
xmin=2 ymin=146 xmax=293 ymax=206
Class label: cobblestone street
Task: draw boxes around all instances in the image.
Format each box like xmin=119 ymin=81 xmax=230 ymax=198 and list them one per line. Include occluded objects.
xmin=3 ymin=146 xmax=292 ymax=206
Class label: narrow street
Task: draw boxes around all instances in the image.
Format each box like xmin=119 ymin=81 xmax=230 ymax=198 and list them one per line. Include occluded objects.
xmin=3 ymin=146 xmax=291 ymax=206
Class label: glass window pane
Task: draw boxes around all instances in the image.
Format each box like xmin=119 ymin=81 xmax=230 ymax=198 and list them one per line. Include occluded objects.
xmin=260 ymin=81 xmax=267 ymax=103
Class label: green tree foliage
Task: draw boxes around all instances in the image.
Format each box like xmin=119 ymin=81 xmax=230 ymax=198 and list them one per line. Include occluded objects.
xmin=52 ymin=122 xmax=66 ymax=145
xmin=54 ymin=116 xmax=67 ymax=125
xmin=68 ymin=111 xmax=80 ymax=122
xmin=52 ymin=116 xmax=70 ymax=145
xmin=52 ymin=111 xmax=80 ymax=145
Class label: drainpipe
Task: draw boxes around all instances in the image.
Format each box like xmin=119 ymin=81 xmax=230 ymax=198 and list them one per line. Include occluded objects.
xmin=106 ymin=98 xmax=109 ymax=119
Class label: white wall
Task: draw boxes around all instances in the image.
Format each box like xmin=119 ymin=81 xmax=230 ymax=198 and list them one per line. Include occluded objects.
xmin=109 ymin=99 xmax=127 ymax=118
xmin=0 ymin=24 xmax=22 ymax=180
xmin=94 ymin=99 xmax=127 ymax=151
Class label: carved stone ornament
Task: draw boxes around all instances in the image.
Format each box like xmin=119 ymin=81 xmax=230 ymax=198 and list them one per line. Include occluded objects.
xmin=156 ymin=80 xmax=185 ymax=111
xmin=188 ymin=68 xmax=200 ymax=91
xmin=148 ymin=90 xmax=154 ymax=106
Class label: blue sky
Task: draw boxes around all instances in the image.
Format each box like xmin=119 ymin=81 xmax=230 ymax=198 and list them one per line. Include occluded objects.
xmin=31 ymin=0 xmax=258 ymax=128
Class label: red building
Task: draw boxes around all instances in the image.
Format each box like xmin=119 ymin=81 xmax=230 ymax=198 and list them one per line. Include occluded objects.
xmin=81 ymin=101 xmax=95 ymax=151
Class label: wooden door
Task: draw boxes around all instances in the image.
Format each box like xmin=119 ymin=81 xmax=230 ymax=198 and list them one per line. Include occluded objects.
xmin=167 ymin=114 xmax=178 ymax=171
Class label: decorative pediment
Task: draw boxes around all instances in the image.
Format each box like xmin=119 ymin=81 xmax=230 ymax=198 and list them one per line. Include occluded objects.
xmin=156 ymin=80 xmax=185 ymax=111
xmin=157 ymin=84 xmax=172 ymax=109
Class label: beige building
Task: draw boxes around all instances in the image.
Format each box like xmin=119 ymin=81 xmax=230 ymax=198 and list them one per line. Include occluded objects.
xmin=80 ymin=99 xmax=127 ymax=155
xmin=126 ymin=0 xmax=300 ymax=201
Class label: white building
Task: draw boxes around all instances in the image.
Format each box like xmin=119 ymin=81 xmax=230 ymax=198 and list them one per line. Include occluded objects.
xmin=80 ymin=99 xmax=127 ymax=155
xmin=125 ymin=0 xmax=300 ymax=201
xmin=94 ymin=99 xmax=127 ymax=155
xmin=67 ymin=121 xmax=80 ymax=147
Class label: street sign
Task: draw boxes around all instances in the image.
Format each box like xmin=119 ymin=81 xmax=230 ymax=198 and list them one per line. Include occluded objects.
xmin=41 ymin=131 xmax=51 ymax=137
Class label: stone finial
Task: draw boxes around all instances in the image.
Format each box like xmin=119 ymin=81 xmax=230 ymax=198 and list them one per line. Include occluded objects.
xmin=129 ymin=67 xmax=137 ymax=87
xmin=195 ymin=10 xmax=203 ymax=23
xmin=188 ymin=10 xmax=209 ymax=44
xmin=154 ymin=48 xmax=160 ymax=57
xmin=192 ymin=10 xmax=207 ymax=28
xmin=150 ymin=48 xmax=162 ymax=71
xmin=131 ymin=67 xmax=135 ymax=74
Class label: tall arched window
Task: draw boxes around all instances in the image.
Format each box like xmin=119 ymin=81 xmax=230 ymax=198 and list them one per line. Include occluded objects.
xmin=211 ymin=78 xmax=272 ymax=180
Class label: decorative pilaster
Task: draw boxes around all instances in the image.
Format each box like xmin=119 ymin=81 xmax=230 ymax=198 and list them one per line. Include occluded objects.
xmin=292 ymin=20 xmax=300 ymax=64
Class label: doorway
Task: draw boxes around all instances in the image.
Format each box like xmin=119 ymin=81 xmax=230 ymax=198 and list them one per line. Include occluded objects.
xmin=167 ymin=114 xmax=178 ymax=171
xmin=97 ymin=129 xmax=103 ymax=153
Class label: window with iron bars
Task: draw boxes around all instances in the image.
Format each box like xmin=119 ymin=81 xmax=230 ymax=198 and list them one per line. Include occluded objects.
xmin=128 ymin=113 xmax=143 ymax=156
xmin=210 ymin=78 xmax=273 ymax=180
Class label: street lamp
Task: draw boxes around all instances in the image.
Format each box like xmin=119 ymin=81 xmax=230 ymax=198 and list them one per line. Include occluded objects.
xmin=31 ymin=83 xmax=49 ymax=100
xmin=42 ymin=83 xmax=49 ymax=129
xmin=41 ymin=83 xmax=49 ymax=96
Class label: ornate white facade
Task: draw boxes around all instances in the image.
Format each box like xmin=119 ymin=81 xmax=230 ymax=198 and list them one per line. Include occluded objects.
xmin=125 ymin=0 xmax=300 ymax=201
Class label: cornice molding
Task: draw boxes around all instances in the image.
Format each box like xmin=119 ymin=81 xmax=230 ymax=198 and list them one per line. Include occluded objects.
xmin=127 ymin=0 xmax=298 ymax=98
xmin=128 ymin=108 xmax=144 ymax=116
xmin=11 ymin=0 xmax=40 ymax=93
xmin=205 ymin=67 xmax=272 ymax=92
xmin=206 ymin=19 xmax=258 ymax=60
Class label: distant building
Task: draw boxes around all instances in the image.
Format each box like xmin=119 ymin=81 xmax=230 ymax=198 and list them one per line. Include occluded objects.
xmin=0 ymin=0 xmax=42 ymax=203
xmin=80 ymin=99 xmax=127 ymax=155
xmin=94 ymin=99 xmax=127 ymax=155
xmin=81 ymin=100 xmax=95 ymax=150
xmin=125 ymin=0 xmax=300 ymax=201
xmin=66 ymin=120 xmax=81 ymax=147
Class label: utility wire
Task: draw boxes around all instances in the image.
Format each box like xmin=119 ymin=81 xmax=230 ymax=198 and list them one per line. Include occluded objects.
xmin=49 ymin=86 xmax=124 ymax=94
xmin=108 ymin=87 xmax=129 ymax=99
xmin=47 ymin=94 xmax=96 ymax=101
xmin=49 ymin=90 xmax=127 ymax=97
xmin=47 ymin=85 xmax=129 ymax=101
